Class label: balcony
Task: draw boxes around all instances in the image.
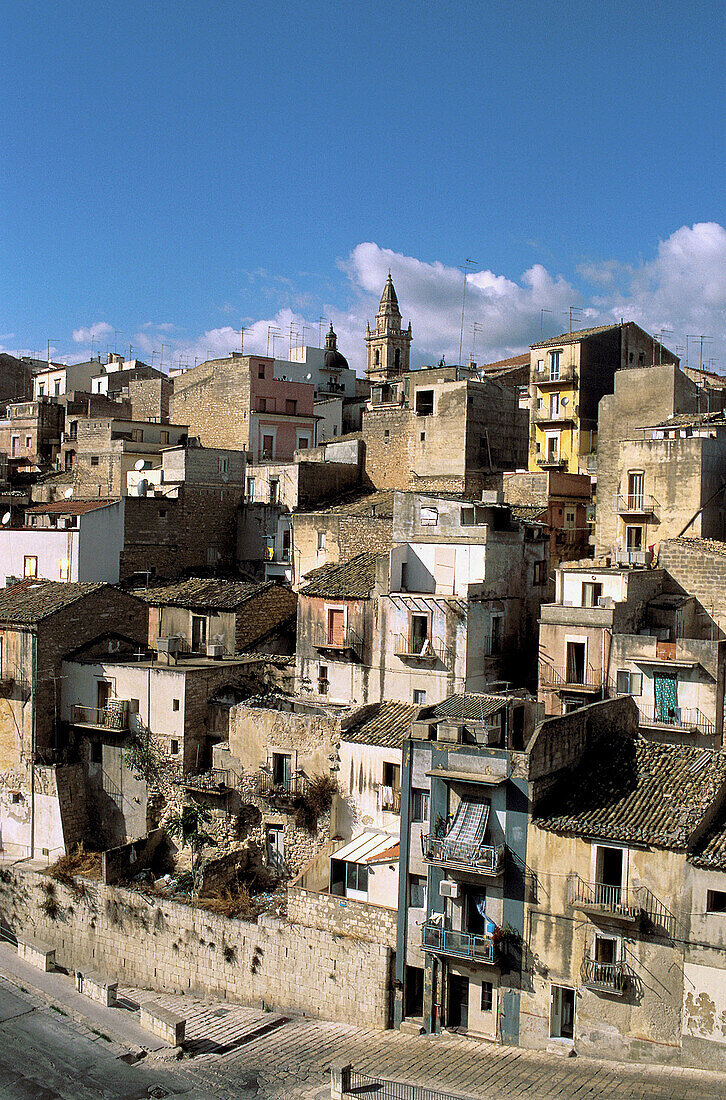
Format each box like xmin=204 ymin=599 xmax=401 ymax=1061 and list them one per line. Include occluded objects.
xmin=533 ymin=364 xmax=577 ymax=387
xmin=614 ymin=493 xmax=659 ymax=520
xmin=422 ymin=835 xmax=505 ymax=876
xmin=72 ymin=701 xmax=130 ymax=731
xmin=536 ymin=455 xmax=567 ymax=469
xmin=378 ymin=786 xmax=401 ymax=813
xmin=312 ymin=626 xmax=363 ymax=659
xmin=581 ymin=956 xmax=630 ymax=995
xmin=567 ymin=876 xmax=642 ymax=925
xmin=421 ymin=922 xmax=495 ymax=964
xmin=533 ymin=408 xmax=575 ymax=427
xmin=254 ymin=770 xmax=308 ymax=801
xmin=0 ymin=673 xmax=14 ymax=698
xmin=539 ymin=663 xmax=604 ymax=693
xmin=183 ymin=769 xmax=233 ymax=794
xmin=637 ymin=703 xmax=716 ymax=737
xmin=393 ymin=634 xmax=448 ymax=664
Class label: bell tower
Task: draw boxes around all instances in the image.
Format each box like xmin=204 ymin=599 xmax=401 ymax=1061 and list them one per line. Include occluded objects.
xmin=365 ymin=273 xmax=412 ymax=383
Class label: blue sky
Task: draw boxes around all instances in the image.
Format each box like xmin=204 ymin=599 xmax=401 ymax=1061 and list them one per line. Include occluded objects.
xmin=2 ymin=0 xmax=725 ymax=374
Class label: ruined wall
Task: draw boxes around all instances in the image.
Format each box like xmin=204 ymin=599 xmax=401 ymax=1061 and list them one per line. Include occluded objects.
xmin=0 ymin=866 xmax=393 ymax=1028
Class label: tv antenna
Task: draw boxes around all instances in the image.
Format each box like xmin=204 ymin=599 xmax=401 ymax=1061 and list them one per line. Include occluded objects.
xmin=458 ymin=258 xmax=477 ymax=367
xmin=564 ymin=306 xmax=583 ymax=333
xmin=540 ymin=308 xmax=553 ymax=337
xmin=687 ymin=334 xmax=713 ymax=372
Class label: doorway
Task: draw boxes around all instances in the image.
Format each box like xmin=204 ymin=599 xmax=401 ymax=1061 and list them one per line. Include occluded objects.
xmin=550 ymin=985 xmax=575 ymax=1039
xmin=405 ymin=966 xmax=424 ymax=1018
xmin=565 ymin=641 xmax=586 ymax=684
xmin=192 ymin=615 xmax=207 ymax=652
xmin=448 ymin=974 xmax=469 ymax=1029
xmin=595 ymin=845 xmax=624 ymax=906
xmin=266 ymin=825 xmax=284 ymax=872
xmin=654 ymin=671 xmax=679 ymax=725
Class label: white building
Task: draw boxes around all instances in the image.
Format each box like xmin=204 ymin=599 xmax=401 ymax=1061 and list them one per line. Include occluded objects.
xmin=0 ymin=500 xmax=124 ymax=585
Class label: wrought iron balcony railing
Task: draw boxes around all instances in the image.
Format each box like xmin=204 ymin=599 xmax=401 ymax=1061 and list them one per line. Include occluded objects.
xmin=312 ymin=626 xmax=363 ymax=657
xmin=539 ymin=663 xmax=603 ymax=691
xmin=567 ymin=875 xmax=642 ymax=924
xmin=637 ymin=703 xmax=716 ymax=736
xmin=254 ymin=770 xmax=307 ymax=800
xmin=393 ymin=634 xmax=448 ymax=663
xmin=614 ymin=493 xmax=659 ymax=518
xmin=421 ymin=835 xmax=505 ymax=875
xmin=581 ymin=956 xmax=630 ymax=994
xmin=72 ymin=702 xmax=130 ymax=731
xmin=421 ymin=922 xmax=495 ymax=964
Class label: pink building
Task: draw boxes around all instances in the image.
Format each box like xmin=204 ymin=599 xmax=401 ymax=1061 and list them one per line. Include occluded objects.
xmin=250 ymin=359 xmax=317 ymax=461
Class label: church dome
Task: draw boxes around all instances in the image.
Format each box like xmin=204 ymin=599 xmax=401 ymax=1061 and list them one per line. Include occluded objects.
xmin=324 ymin=324 xmax=349 ymax=371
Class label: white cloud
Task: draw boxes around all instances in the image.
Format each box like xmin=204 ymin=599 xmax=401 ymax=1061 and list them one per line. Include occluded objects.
xmin=72 ymin=321 xmax=113 ymax=344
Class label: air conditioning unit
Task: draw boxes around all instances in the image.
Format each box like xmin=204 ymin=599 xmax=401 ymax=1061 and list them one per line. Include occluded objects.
xmin=157 ymin=635 xmax=181 ymax=655
xmin=439 ymin=880 xmax=459 ymax=899
xmin=206 ymin=643 xmax=225 ymax=659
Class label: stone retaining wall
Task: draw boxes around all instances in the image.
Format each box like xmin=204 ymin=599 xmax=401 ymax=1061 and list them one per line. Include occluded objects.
xmin=287 ymin=885 xmax=398 ymax=949
xmin=0 ymin=866 xmax=392 ymax=1028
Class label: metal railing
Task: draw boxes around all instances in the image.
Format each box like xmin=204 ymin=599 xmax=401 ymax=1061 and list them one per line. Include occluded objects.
xmin=312 ymin=625 xmax=363 ymax=656
xmin=614 ymin=493 xmax=659 ymax=517
xmin=72 ymin=702 xmax=129 ymax=730
xmin=534 ymin=363 xmax=577 ymax=385
xmin=346 ymin=1069 xmax=476 ymax=1099
xmin=254 ymin=771 xmax=308 ymax=799
xmin=393 ymin=634 xmax=448 ymax=663
xmin=422 ymin=836 xmax=505 ymax=875
xmin=183 ymin=769 xmax=230 ymax=793
xmin=567 ymin=876 xmax=642 ymax=921
xmin=637 ymin=704 xmax=716 ymax=736
xmin=581 ymin=956 xmax=630 ymax=994
xmin=421 ymin=922 xmax=495 ymax=964
xmin=536 ymin=455 xmax=566 ymax=468
xmin=533 ymin=407 xmax=575 ymax=424
xmin=539 ymin=663 xmax=603 ymax=690
xmin=379 ymin=786 xmax=401 ymax=813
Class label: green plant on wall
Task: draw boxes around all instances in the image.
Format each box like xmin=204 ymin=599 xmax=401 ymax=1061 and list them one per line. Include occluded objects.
xmin=164 ymin=802 xmax=218 ymax=897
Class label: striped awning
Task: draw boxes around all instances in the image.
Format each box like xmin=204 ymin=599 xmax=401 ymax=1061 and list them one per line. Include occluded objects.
xmin=331 ymin=830 xmax=397 ymax=865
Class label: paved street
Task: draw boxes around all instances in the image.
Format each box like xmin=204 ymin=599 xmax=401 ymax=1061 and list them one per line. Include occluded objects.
xmin=3 ymin=959 xmax=726 ymax=1100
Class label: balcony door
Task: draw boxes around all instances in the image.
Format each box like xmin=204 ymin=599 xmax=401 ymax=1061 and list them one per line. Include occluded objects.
xmin=595 ymin=845 xmax=624 ymax=907
xmin=627 ymin=471 xmax=644 ymax=511
xmin=550 ymin=985 xmax=575 ymax=1039
xmin=565 ymin=641 xmax=586 ymax=684
xmin=654 ymin=670 xmax=679 ymax=725
xmin=192 ymin=615 xmax=207 ymax=652
xmin=327 ymin=608 xmax=345 ymax=646
xmin=410 ymin=614 xmax=429 ymax=655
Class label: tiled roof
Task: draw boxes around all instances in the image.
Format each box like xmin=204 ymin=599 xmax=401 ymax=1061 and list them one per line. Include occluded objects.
xmin=342 ymin=701 xmax=421 ymax=747
xmin=690 ymin=819 xmax=726 ymax=871
xmin=300 ymin=552 xmax=380 ymax=598
xmin=510 ymin=503 xmax=546 ymax=523
xmin=531 ymin=324 xmax=622 ymax=349
xmin=535 ymin=732 xmax=726 ymax=850
xmin=0 ymin=579 xmax=107 ymax=624
xmin=479 ymin=354 xmax=530 ymax=371
xmin=667 ymin=537 xmax=726 ymax=558
xmin=24 ymin=500 xmax=116 ymax=515
xmin=130 ymin=577 xmax=281 ymax=611
xmin=305 ymin=490 xmax=395 ymax=517
xmin=643 ymin=411 xmax=726 ymax=430
xmin=429 ymin=694 xmax=507 ymax=722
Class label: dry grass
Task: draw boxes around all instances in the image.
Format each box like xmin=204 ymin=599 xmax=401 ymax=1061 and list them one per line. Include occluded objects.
xmin=198 ymin=885 xmax=260 ymax=920
xmin=47 ymin=843 xmax=102 ymax=888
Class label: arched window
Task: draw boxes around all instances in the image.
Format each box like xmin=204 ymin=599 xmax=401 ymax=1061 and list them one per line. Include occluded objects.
xmin=374 ymin=348 xmax=380 ymax=367
xmin=394 ymin=348 xmax=401 ymax=370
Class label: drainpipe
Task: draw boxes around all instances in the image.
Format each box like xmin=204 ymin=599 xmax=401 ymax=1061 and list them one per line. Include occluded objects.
xmin=30 ymin=631 xmax=37 ymax=859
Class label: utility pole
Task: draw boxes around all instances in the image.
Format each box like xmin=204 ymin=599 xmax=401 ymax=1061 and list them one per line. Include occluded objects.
xmin=458 ymin=259 xmax=477 ymax=368
xmin=687 ymin=334 xmax=713 ymax=373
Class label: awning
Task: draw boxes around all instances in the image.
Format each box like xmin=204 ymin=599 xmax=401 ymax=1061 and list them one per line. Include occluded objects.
xmin=446 ymin=796 xmax=490 ymax=848
xmin=426 ymin=767 xmax=508 ymax=785
xmin=331 ymin=830 xmax=397 ymax=865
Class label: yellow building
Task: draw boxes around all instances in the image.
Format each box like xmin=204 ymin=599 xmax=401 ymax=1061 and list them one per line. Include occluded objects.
xmin=528 ymin=323 xmax=678 ymax=475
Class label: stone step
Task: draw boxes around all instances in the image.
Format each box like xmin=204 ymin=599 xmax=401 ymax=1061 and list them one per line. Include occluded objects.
xmin=399 ymin=1016 xmax=424 ymax=1036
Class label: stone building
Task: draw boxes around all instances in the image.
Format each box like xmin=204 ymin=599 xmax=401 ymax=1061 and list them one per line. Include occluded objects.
xmin=0 ymin=397 xmax=64 ymax=476
xmin=65 ymin=416 xmax=189 ymax=497
xmin=537 ymin=558 xmax=726 ymax=749
xmin=529 ymin=323 xmax=679 ymax=475
xmin=292 ymin=489 xmax=395 ymax=589
xmin=365 ymin=274 xmax=412 ymax=384
xmin=502 ymin=469 xmax=593 ymax=572
xmin=522 ymin=714 xmax=726 ymax=1069
xmin=0 ymin=499 xmax=124 ymax=586
xmin=0 ymin=580 xmax=148 ymax=857
xmin=0 ymin=353 xmax=34 ymax=406
xmin=170 ymin=352 xmax=317 ymax=460
xmin=296 ymin=493 xmax=548 ymax=708
xmin=131 ymin=576 xmax=297 ymax=657
xmin=596 ymin=410 xmax=726 ymax=559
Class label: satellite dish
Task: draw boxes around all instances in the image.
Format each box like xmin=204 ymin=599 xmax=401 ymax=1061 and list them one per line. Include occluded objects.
xmin=134 ymin=458 xmax=146 ymax=471
xmin=560 ymin=396 xmax=569 ymax=406
xmin=305 ymin=373 xmax=312 ymax=380
xmin=1 ymin=512 xmax=10 ymax=525
xmin=64 ymin=487 xmax=74 ymax=499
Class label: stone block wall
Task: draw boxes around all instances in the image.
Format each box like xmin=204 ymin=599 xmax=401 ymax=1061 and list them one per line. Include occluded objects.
xmin=287 ymin=885 xmax=397 ymax=949
xmin=0 ymin=866 xmax=393 ymax=1028
xmin=659 ymin=539 xmax=726 ymax=635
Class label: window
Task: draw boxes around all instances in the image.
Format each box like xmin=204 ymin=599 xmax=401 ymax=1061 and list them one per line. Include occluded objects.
xmin=160 ymin=431 xmax=169 ymax=444
xmin=281 ymin=529 xmax=291 ymax=561
xmin=394 ymin=348 xmax=401 ymax=371
xmin=420 ymin=431 xmax=425 ymax=442
xmin=171 ymin=739 xmax=179 ymax=755
xmin=262 ymin=433 xmax=274 ymax=457
xmin=409 ymin=874 xmax=427 ymax=909
xmin=420 ymin=507 xmax=438 ymax=526
xmin=25 ymin=435 xmax=31 ymax=448
xmin=258 ymin=363 xmax=266 ymax=378
xmin=159 ymin=508 xmax=167 ymax=518
xmin=490 ymin=616 xmax=502 ymax=656
xmin=549 ymin=393 xmax=560 ymax=418
xmin=461 ymin=506 xmax=476 ymax=526
xmin=269 ymin=479 xmax=279 ymax=504
xmin=90 ymin=455 xmax=99 ymax=466
xmin=285 ymin=399 xmax=297 ymax=415
xmin=549 ymin=350 xmax=562 ymax=380
xmin=582 ymin=582 xmax=602 ymax=608
xmin=374 ymin=349 xmax=380 ymax=367
xmin=218 ymin=456 xmax=229 ymax=475
xmin=565 ymin=640 xmax=586 ymax=683
xmin=132 ymin=429 xmax=144 ymax=442
xmin=23 ymin=556 xmax=37 ymax=579
xmin=413 ymin=689 xmax=426 ymax=706
xmin=537 ymin=359 xmax=544 ymax=372
xmin=90 ymin=742 xmax=102 ymax=764
xmin=400 ymin=562 xmax=408 ymax=590
xmin=626 ymin=525 xmax=643 ymax=551
xmin=246 ymin=477 xmax=255 ymax=501
xmin=59 ymin=559 xmax=69 ymax=581
xmin=410 ymin=614 xmax=429 ymax=654
xmin=383 ymin=430 xmax=390 ymax=443
xmin=297 ymin=436 xmax=309 ymax=449
xmin=415 ymin=390 xmax=434 ymax=416
xmin=595 ymin=845 xmax=624 ymax=901
xmin=481 ymin=981 xmax=493 ymax=1013
xmin=706 ymin=890 xmax=726 ymax=913
xmin=564 ymin=510 xmax=576 ymax=528
xmin=383 ymin=761 xmax=401 ymax=790
xmin=318 ymin=664 xmax=329 ymax=693
xmin=317 ymin=531 xmax=326 ymax=550
xmin=627 ymin=471 xmax=644 ymax=510
xmin=615 ymin=669 xmax=643 ymax=696
xmin=345 ymin=861 xmax=368 ymax=894
xmin=10 ymin=436 xmax=19 ymax=456
xmin=54 ymin=380 xmax=61 ymax=396
xmin=327 ymin=607 xmax=345 ymax=646
xmin=410 ymin=787 xmax=430 ymax=822
xmin=172 ymin=698 xmax=180 ymax=712
xmin=537 ymin=397 xmax=543 ymax=410
xmin=533 ymin=560 xmax=546 ymax=586
xmin=593 ymin=933 xmax=618 ymax=966
xmin=257 ymin=397 xmax=267 ymax=412
xmin=38 ymin=384 xmax=45 ymax=395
